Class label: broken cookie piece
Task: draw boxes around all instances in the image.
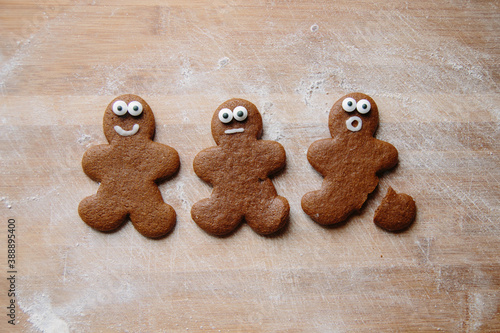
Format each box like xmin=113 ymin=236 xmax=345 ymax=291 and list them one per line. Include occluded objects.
xmin=374 ymin=187 xmax=416 ymax=232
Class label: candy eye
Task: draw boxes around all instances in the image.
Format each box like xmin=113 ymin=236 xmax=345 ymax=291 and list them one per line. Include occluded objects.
xmin=357 ymin=99 xmax=371 ymax=114
xmin=342 ymin=97 xmax=357 ymax=112
xmin=233 ymin=106 xmax=248 ymax=122
xmin=218 ymin=108 xmax=233 ymax=123
xmin=128 ymin=101 xmax=143 ymax=116
xmin=112 ymin=100 xmax=128 ymax=116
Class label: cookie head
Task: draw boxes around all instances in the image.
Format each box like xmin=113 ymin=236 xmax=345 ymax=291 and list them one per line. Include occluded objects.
xmin=211 ymin=98 xmax=263 ymax=145
xmin=103 ymin=94 xmax=156 ymax=143
xmin=328 ymin=93 xmax=379 ymax=137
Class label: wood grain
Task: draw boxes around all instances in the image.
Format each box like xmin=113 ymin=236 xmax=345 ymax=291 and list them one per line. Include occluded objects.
xmin=1 ymin=0 xmax=499 ymax=332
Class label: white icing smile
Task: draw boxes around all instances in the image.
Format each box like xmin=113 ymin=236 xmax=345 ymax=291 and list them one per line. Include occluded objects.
xmin=346 ymin=116 xmax=362 ymax=132
xmin=225 ymin=128 xmax=245 ymax=134
xmin=114 ymin=124 xmax=140 ymax=136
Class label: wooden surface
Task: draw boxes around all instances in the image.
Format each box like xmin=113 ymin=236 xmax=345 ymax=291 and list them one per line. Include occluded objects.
xmin=1 ymin=0 xmax=499 ymax=332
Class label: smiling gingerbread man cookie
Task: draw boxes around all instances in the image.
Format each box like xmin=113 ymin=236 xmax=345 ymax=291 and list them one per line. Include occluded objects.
xmin=78 ymin=94 xmax=180 ymax=238
xmin=301 ymin=93 xmax=398 ymax=225
xmin=191 ymin=98 xmax=290 ymax=236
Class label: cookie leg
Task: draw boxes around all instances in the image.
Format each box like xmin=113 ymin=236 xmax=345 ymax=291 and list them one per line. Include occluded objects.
xmin=191 ymin=197 xmax=243 ymax=236
xmin=301 ymin=189 xmax=353 ymax=225
xmin=129 ymin=200 xmax=176 ymax=238
xmin=245 ymin=195 xmax=290 ymax=235
xmin=78 ymin=194 xmax=128 ymax=232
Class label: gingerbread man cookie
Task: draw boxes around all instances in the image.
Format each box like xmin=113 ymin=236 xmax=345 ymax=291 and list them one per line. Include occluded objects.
xmin=191 ymin=98 xmax=289 ymax=236
xmin=301 ymin=93 xmax=398 ymax=225
xmin=78 ymin=94 xmax=180 ymax=238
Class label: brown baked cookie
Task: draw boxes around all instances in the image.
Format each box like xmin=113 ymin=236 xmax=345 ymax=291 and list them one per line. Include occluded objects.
xmin=191 ymin=98 xmax=289 ymax=236
xmin=301 ymin=93 xmax=398 ymax=225
xmin=374 ymin=187 xmax=416 ymax=231
xmin=78 ymin=94 xmax=180 ymax=238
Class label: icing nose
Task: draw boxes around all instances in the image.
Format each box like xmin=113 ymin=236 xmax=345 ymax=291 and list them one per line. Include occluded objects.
xmin=346 ymin=116 xmax=362 ymax=132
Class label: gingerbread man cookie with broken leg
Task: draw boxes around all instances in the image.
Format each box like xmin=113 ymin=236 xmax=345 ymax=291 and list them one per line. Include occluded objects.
xmin=78 ymin=94 xmax=180 ymax=238
xmin=191 ymin=98 xmax=290 ymax=236
xmin=301 ymin=93 xmax=398 ymax=225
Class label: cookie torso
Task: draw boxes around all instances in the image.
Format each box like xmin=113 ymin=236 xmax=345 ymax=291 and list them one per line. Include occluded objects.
xmin=211 ymin=139 xmax=283 ymax=207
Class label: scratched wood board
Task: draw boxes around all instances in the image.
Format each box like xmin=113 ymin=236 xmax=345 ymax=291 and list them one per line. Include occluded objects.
xmin=0 ymin=0 xmax=499 ymax=332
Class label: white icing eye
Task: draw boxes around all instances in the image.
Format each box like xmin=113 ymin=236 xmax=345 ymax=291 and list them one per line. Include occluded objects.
xmin=218 ymin=108 xmax=233 ymax=123
xmin=233 ymin=106 xmax=248 ymax=122
xmin=357 ymin=99 xmax=371 ymax=114
xmin=112 ymin=101 xmax=128 ymax=116
xmin=342 ymin=97 xmax=357 ymax=112
xmin=128 ymin=101 xmax=143 ymax=116
xmin=346 ymin=116 xmax=362 ymax=132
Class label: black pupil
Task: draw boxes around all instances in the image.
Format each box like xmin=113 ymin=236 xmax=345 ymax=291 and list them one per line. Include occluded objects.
xmin=117 ymin=106 xmax=122 ymax=111
xmin=347 ymin=101 xmax=352 ymax=107
xmin=362 ymin=104 xmax=367 ymax=109
xmin=237 ymin=111 xmax=244 ymax=117
xmin=133 ymin=106 xmax=139 ymax=111
xmin=223 ymin=113 xmax=229 ymax=119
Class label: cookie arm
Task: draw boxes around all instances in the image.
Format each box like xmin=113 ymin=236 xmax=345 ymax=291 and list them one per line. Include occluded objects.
xmin=260 ymin=141 xmax=286 ymax=176
xmin=81 ymin=145 xmax=111 ymax=182
xmin=377 ymin=141 xmax=398 ymax=171
xmin=152 ymin=142 xmax=180 ymax=181
xmin=193 ymin=147 xmax=222 ymax=184
xmin=306 ymin=139 xmax=334 ymax=176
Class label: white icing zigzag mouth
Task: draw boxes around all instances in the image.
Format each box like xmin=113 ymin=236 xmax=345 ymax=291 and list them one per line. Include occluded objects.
xmin=224 ymin=128 xmax=245 ymax=134
xmin=114 ymin=124 xmax=140 ymax=136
